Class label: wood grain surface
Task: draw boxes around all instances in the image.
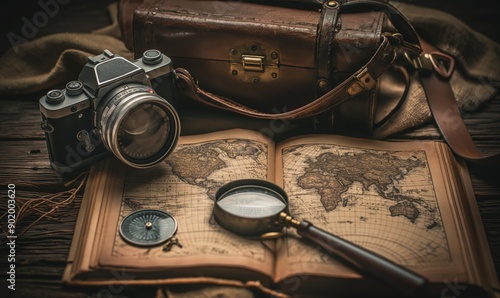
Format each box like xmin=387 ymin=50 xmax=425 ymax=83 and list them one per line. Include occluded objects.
xmin=0 ymin=1 xmax=499 ymax=297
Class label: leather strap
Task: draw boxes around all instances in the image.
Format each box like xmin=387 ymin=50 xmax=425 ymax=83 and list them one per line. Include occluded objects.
xmin=316 ymin=0 xmax=341 ymax=95
xmin=176 ymin=0 xmax=498 ymax=163
xmin=341 ymin=0 xmax=420 ymax=47
xmin=176 ymin=34 xmax=399 ymax=120
xmin=418 ymin=39 xmax=500 ymax=164
xmin=175 ymin=0 xmax=422 ymax=120
xmin=250 ymin=0 xmax=421 ymax=50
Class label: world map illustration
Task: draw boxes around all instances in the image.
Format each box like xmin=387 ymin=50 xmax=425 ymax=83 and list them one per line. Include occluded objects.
xmin=114 ymin=136 xmax=452 ymax=268
xmin=115 ymin=138 xmax=271 ymax=260
xmin=281 ymin=144 xmax=451 ymax=266
xmin=167 ymin=139 xmax=268 ymax=200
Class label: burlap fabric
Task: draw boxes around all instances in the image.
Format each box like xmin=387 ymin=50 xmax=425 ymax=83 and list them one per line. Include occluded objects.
xmin=0 ymin=2 xmax=499 ymax=139
xmin=0 ymin=2 xmax=498 ymax=297
xmin=0 ymin=3 xmax=132 ymax=96
xmin=371 ymin=2 xmax=500 ymax=138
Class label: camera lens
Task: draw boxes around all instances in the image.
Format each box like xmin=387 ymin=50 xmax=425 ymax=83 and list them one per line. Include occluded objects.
xmin=118 ymin=103 xmax=170 ymax=160
xmin=98 ymin=84 xmax=180 ymax=168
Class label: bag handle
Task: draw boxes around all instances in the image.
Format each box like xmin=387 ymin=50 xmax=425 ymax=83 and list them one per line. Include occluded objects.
xmin=176 ymin=33 xmax=406 ymax=120
xmin=176 ymin=0 xmax=421 ymax=119
xmin=176 ymin=0 xmax=498 ymax=163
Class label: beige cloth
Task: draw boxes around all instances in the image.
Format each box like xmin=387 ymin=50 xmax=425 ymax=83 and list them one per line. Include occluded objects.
xmin=0 ymin=2 xmax=498 ymax=297
xmin=0 ymin=2 xmax=498 ymax=139
xmin=0 ymin=3 xmax=132 ymax=97
xmin=370 ymin=2 xmax=500 ymax=138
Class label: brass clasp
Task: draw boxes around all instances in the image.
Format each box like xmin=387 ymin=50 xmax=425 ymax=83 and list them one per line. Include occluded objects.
xmin=230 ymin=42 xmax=280 ymax=83
xmin=242 ymin=55 xmax=265 ymax=72
xmin=347 ymin=67 xmax=376 ymax=96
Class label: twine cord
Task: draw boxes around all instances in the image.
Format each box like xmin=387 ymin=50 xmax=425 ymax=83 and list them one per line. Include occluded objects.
xmin=1 ymin=172 xmax=88 ymax=242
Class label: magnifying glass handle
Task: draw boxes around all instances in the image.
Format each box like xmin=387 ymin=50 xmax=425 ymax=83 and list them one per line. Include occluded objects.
xmin=284 ymin=216 xmax=429 ymax=298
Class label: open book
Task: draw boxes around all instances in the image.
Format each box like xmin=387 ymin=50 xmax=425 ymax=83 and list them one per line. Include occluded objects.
xmin=63 ymin=129 xmax=498 ymax=297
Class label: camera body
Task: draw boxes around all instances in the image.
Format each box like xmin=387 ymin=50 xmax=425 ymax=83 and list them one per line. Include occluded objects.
xmin=39 ymin=49 xmax=180 ymax=174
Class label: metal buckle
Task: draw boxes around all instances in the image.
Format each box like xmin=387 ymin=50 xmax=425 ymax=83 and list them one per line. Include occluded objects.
xmin=347 ymin=67 xmax=376 ymax=96
xmin=356 ymin=68 xmax=376 ymax=90
xmin=387 ymin=33 xmax=422 ymax=55
xmin=404 ymin=52 xmax=433 ymax=72
xmin=429 ymin=52 xmax=455 ymax=79
xmin=405 ymin=51 xmax=455 ymax=79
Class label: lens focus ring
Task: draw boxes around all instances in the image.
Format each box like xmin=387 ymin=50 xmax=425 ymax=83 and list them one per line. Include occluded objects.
xmin=97 ymin=84 xmax=180 ymax=169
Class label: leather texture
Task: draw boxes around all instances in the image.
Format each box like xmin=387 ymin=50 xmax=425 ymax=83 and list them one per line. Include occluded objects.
xmin=117 ymin=0 xmax=144 ymax=50
xmin=418 ymin=39 xmax=500 ymax=164
xmin=128 ymin=0 xmax=392 ymax=133
xmin=174 ymin=35 xmax=399 ymax=120
xmin=119 ymin=0 xmax=497 ymax=163
xmin=316 ymin=0 xmax=341 ymax=95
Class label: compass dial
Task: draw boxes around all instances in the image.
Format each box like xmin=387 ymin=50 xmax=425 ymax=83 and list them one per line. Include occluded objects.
xmin=119 ymin=209 xmax=178 ymax=247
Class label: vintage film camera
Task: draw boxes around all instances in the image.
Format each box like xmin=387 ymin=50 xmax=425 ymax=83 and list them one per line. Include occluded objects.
xmin=39 ymin=49 xmax=181 ymax=173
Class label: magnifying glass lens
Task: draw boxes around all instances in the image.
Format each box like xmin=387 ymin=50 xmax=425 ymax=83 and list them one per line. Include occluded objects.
xmin=214 ymin=180 xmax=289 ymax=236
xmin=217 ymin=186 xmax=287 ymax=218
xmin=213 ymin=179 xmax=428 ymax=295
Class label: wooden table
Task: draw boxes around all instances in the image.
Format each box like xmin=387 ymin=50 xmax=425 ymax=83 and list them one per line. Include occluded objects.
xmin=1 ymin=95 xmax=499 ymax=298
xmin=0 ymin=1 xmax=499 ymax=297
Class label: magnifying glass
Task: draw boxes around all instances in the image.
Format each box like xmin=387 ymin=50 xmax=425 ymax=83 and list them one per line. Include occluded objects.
xmin=213 ymin=179 xmax=429 ymax=298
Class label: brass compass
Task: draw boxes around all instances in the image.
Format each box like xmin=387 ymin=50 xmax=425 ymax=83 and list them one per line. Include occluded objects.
xmin=119 ymin=209 xmax=177 ymax=247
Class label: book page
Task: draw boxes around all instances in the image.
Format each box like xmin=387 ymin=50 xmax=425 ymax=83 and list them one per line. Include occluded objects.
xmin=273 ymin=135 xmax=471 ymax=286
xmin=67 ymin=158 xmax=127 ymax=281
xmin=97 ymin=129 xmax=278 ymax=280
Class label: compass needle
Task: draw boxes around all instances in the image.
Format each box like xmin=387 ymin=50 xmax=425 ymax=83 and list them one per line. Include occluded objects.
xmin=120 ymin=209 xmax=178 ymax=247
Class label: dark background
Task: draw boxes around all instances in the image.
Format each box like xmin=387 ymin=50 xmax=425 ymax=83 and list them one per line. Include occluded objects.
xmin=0 ymin=0 xmax=499 ymax=57
xmin=0 ymin=1 xmax=498 ymax=297
xmin=0 ymin=0 xmax=116 ymax=56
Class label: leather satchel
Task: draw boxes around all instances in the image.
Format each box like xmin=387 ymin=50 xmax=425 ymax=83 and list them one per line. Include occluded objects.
xmin=119 ymin=0 xmax=499 ymax=164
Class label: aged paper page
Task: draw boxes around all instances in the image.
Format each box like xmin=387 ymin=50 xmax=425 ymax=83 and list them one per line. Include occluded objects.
xmin=97 ymin=129 xmax=278 ymax=280
xmin=273 ymin=135 xmax=470 ymax=285
xmin=66 ymin=159 xmax=118 ymax=281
